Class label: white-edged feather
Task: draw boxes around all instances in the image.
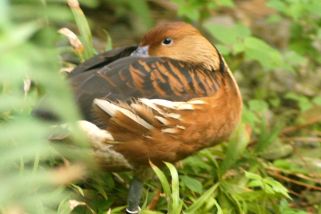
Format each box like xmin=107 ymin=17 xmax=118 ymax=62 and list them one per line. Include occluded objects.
xmin=166 ymin=113 xmax=181 ymax=120
xmin=140 ymin=98 xmax=194 ymax=110
xmin=176 ymin=125 xmax=186 ymax=130
xmin=176 ymin=103 xmax=194 ymax=110
xmin=147 ymin=99 xmax=178 ymax=109
xmin=94 ymin=99 xmax=153 ymax=130
xmin=155 ymin=116 xmax=170 ymax=125
xmin=94 ymin=98 xmax=117 ymax=116
xmin=140 ymin=98 xmax=183 ymax=120
xmin=139 ymin=98 xmax=165 ymax=114
xmin=78 ymin=121 xmax=133 ymax=169
xmin=161 ymin=128 xmax=179 ymax=134
xmin=78 ymin=120 xmax=114 ymax=142
xmin=188 ymin=99 xmax=207 ymax=105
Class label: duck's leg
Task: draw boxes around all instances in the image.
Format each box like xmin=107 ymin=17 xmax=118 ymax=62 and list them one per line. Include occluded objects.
xmin=126 ymin=176 xmax=143 ymax=214
xmin=126 ymin=168 xmax=153 ymax=214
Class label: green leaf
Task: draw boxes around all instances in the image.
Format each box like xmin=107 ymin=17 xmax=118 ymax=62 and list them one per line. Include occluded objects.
xmin=172 ymin=0 xmax=201 ymax=21
xmin=141 ymin=210 xmax=163 ymax=214
xmin=78 ymin=0 xmax=99 ymax=8
xmin=150 ymin=162 xmax=183 ymax=214
xmin=165 ymin=162 xmax=182 ymax=213
xmin=214 ymin=199 xmax=223 ymax=214
xmin=220 ymin=123 xmax=250 ymax=174
xmin=150 ymin=162 xmax=171 ymax=197
xmin=103 ymin=30 xmax=113 ymax=51
xmin=204 ymin=23 xmax=250 ymax=45
xmin=249 ymin=99 xmax=269 ymax=113
xmin=0 ymin=0 xmax=9 ymax=26
xmin=0 ymin=22 xmax=41 ymax=52
xmin=279 ymin=199 xmax=308 ymax=214
xmin=185 ymin=183 xmax=219 ymax=213
xmin=285 ymin=92 xmax=313 ymax=111
xmin=255 ymin=121 xmax=283 ymax=153
xmin=181 ymin=176 xmax=203 ymax=193
xmin=126 ymin=0 xmax=154 ymax=28
xmin=245 ymin=171 xmax=290 ymax=199
xmin=245 ymin=171 xmax=262 ymax=180
xmin=57 ymin=198 xmax=72 ymax=214
xmin=217 ymin=0 xmax=234 ymax=7
xmin=243 ymin=37 xmax=282 ymax=70
xmin=312 ymin=96 xmax=321 ymax=105
xmin=267 ymin=0 xmax=287 ymax=14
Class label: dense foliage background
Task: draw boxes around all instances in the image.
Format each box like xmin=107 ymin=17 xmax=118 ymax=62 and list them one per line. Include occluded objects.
xmin=1 ymin=0 xmax=321 ymax=213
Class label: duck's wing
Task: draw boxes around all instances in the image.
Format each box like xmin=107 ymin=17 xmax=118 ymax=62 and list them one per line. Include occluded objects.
xmin=70 ymin=55 xmax=224 ymax=122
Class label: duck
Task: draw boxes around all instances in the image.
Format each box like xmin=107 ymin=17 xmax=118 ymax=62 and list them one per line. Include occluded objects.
xmin=67 ymin=22 xmax=242 ymax=213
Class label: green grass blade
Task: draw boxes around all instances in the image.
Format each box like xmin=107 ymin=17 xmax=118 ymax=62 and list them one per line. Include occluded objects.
xmin=67 ymin=0 xmax=95 ymax=60
xmin=141 ymin=210 xmax=163 ymax=214
xmin=185 ymin=183 xmax=219 ymax=213
xmin=255 ymin=120 xmax=283 ymax=153
xmin=165 ymin=162 xmax=182 ymax=214
xmin=214 ymin=199 xmax=223 ymax=214
xmin=220 ymin=123 xmax=250 ymax=175
xmin=103 ymin=29 xmax=113 ymax=51
xmin=150 ymin=161 xmax=171 ymax=197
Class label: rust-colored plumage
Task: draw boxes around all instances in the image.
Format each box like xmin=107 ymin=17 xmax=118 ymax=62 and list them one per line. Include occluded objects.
xmin=68 ymin=21 xmax=242 ymax=213
xmin=71 ymin=22 xmax=242 ymax=171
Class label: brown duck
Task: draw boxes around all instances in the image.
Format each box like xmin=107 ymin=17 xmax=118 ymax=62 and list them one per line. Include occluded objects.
xmin=68 ymin=22 xmax=242 ymax=213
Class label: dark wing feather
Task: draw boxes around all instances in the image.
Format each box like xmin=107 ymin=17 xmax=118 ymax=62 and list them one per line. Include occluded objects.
xmin=32 ymin=46 xmax=136 ymax=122
xmin=70 ymin=53 xmax=223 ymax=121
xmin=68 ymin=46 xmax=137 ymax=77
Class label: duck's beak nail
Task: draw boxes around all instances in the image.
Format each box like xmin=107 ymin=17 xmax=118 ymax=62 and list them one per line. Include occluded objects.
xmin=131 ymin=46 xmax=149 ymax=57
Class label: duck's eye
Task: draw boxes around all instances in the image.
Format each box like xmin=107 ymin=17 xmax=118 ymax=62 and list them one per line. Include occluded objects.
xmin=162 ymin=37 xmax=173 ymax=46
